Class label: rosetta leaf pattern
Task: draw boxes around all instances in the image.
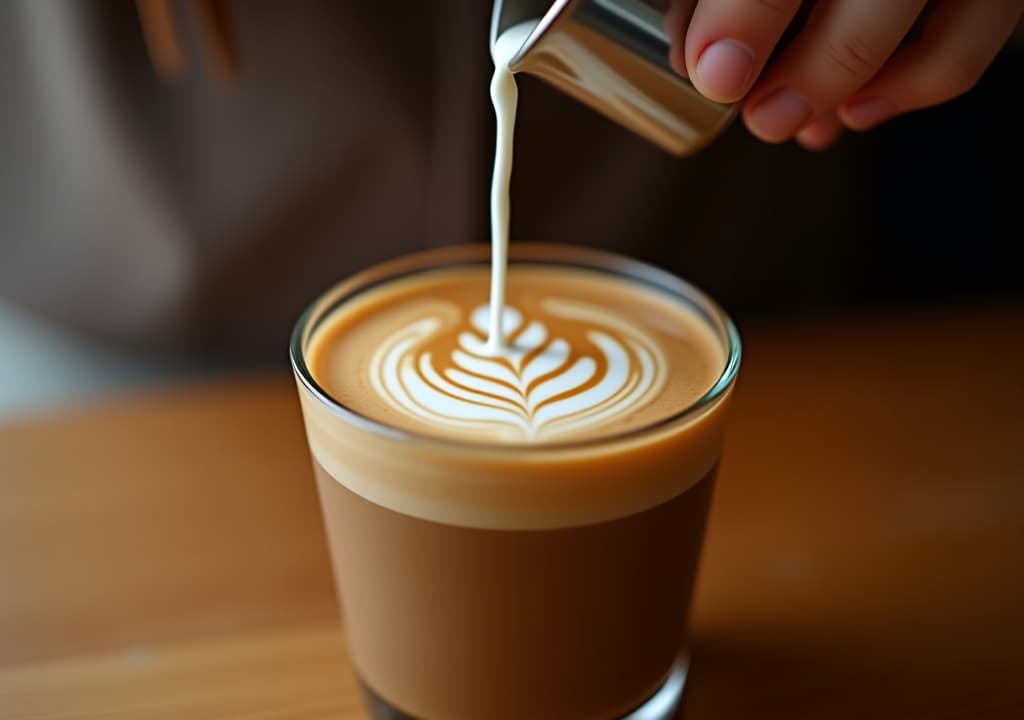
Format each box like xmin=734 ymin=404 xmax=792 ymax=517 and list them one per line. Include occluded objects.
xmin=369 ymin=300 xmax=666 ymax=442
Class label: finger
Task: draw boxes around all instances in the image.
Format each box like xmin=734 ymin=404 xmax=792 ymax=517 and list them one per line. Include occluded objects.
xmin=795 ymin=112 xmax=844 ymax=151
xmin=666 ymin=0 xmax=698 ymax=76
xmin=840 ymin=0 xmax=1024 ymax=130
xmin=674 ymin=0 xmax=802 ymax=103
xmin=743 ymin=0 xmax=927 ymax=143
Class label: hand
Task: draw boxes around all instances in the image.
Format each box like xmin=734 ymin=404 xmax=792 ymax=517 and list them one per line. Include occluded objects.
xmin=666 ymin=0 xmax=1024 ymax=150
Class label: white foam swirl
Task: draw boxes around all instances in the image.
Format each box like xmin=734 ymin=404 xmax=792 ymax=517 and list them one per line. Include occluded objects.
xmin=368 ymin=299 xmax=667 ymax=442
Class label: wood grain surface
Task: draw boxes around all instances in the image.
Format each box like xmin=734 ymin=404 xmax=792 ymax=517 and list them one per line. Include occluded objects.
xmin=2 ymin=306 xmax=1022 ymax=719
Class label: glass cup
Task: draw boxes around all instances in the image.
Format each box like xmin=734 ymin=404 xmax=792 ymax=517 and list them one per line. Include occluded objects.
xmin=290 ymin=244 xmax=741 ymax=720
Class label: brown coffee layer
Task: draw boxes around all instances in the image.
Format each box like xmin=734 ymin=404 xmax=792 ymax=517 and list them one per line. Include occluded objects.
xmin=316 ymin=460 xmax=716 ymax=720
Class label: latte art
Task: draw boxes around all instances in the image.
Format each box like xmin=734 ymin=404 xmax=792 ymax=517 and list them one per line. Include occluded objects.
xmin=369 ymin=299 xmax=667 ymax=442
xmin=310 ymin=264 xmax=724 ymax=446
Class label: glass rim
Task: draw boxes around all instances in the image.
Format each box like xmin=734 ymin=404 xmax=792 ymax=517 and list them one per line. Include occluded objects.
xmin=290 ymin=243 xmax=741 ymax=454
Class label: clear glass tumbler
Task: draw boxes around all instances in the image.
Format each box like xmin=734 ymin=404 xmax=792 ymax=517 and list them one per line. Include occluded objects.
xmin=290 ymin=244 xmax=741 ymax=720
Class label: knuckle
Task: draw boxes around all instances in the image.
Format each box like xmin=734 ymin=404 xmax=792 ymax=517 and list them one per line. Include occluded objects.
xmin=940 ymin=51 xmax=986 ymax=99
xmin=824 ymin=33 xmax=884 ymax=82
xmin=754 ymin=0 xmax=798 ymax=20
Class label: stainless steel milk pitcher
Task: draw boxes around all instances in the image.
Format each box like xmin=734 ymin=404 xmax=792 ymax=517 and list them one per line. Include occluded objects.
xmin=491 ymin=0 xmax=738 ymax=155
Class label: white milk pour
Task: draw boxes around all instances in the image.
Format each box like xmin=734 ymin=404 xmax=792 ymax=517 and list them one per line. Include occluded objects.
xmin=362 ymin=19 xmax=670 ymax=443
xmin=487 ymin=20 xmax=538 ymax=353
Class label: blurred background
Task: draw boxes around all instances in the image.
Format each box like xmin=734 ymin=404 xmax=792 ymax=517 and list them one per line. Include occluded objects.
xmin=1 ymin=1 xmax=1022 ymax=419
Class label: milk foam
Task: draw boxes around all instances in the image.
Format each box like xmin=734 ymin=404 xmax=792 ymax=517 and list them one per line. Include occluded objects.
xmin=369 ymin=299 xmax=666 ymax=442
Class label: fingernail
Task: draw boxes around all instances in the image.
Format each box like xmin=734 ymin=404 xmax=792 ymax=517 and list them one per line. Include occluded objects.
xmin=695 ymin=40 xmax=754 ymax=101
xmin=745 ymin=89 xmax=812 ymax=142
xmin=843 ymin=98 xmax=895 ymax=130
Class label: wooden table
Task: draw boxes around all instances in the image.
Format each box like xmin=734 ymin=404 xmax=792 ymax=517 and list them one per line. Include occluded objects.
xmin=2 ymin=306 xmax=1023 ymax=719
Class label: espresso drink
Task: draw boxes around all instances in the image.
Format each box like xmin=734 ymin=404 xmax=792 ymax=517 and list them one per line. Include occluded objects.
xmin=298 ymin=258 xmax=733 ymax=720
